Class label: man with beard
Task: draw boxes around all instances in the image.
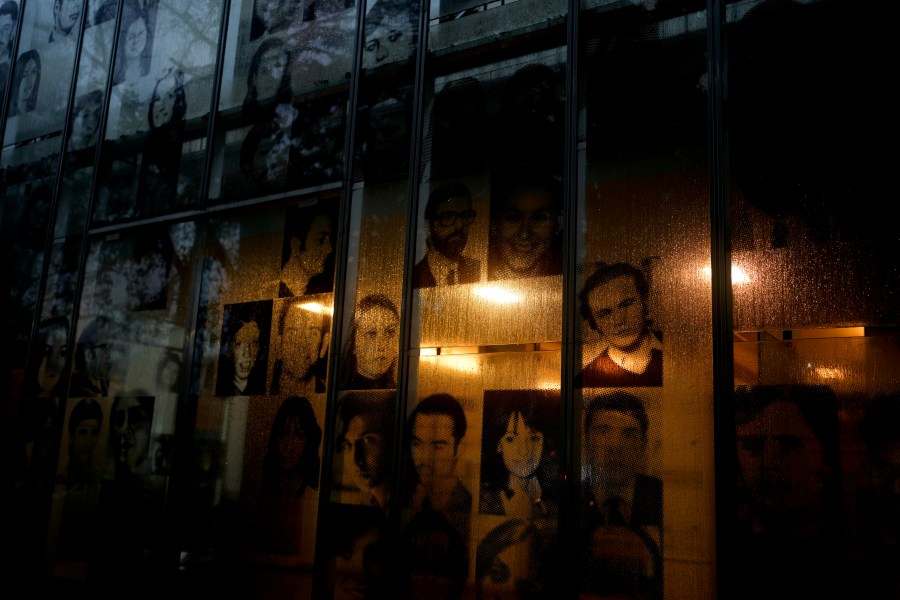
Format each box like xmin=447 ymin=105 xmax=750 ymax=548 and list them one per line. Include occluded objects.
xmin=413 ymin=182 xmax=481 ymax=288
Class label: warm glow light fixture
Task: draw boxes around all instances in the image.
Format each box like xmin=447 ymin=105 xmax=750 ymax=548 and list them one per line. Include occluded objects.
xmin=473 ymin=285 xmax=521 ymax=303
xmin=297 ymin=302 xmax=333 ymax=315
xmin=701 ymin=264 xmax=751 ymax=285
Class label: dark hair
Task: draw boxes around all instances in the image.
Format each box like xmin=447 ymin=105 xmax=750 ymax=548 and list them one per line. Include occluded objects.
xmin=279 ymin=205 xmax=335 ymax=268
xmin=68 ymin=89 xmax=104 ymax=148
xmin=364 ymin=0 xmax=418 ymax=45
xmin=74 ymin=315 xmax=113 ymax=374
xmin=68 ymin=398 xmax=104 ymax=435
xmin=733 ymin=383 xmax=841 ymax=474
xmin=580 ymin=522 xmax=663 ymax=600
xmin=340 ymin=293 xmax=399 ymax=386
xmin=409 ymin=393 xmax=467 ymax=446
xmin=0 ymin=0 xmax=17 ymax=20
xmin=400 ymin=508 xmax=468 ymax=600
xmin=584 ymin=391 xmax=650 ymax=439
xmin=147 ymin=67 xmax=187 ymax=129
xmin=579 ymin=262 xmax=650 ymax=331
xmin=245 ymin=37 xmax=291 ymax=108
xmin=480 ymin=389 xmax=558 ymax=499
xmin=424 ymin=182 xmax=472 ymax=221
xmin=262 ymin=396 xmax=322 ymax=494
xmin=338 ymin=390 xmax=393 ymax=443
xmin=10 ymin=48 xmax=40 ymax=115
xmin=475 ymin=517 xmax=556 ymax=596
xmin=113 ymin=5 xmax=153 ymax=85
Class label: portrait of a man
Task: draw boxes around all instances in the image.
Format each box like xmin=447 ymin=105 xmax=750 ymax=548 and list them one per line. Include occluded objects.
xmin=334 ymin=390 xmax=393 ymax=510
xmin=413 ymin=182 xmax=481 ymax=288
xmin=270 ymin=299 xmax=331 ymax=396
xmin=278 ymin=202 xmax=337 ymax=297
xmin=577 ymin=261 xmax=663 ymax=388
xmin=579 ymin=391 xmax=663 ymax=599
xmin=216 ymin=300 xmax=273 ymax=397
xmin=110 ymin=395 xmax=154 ymax=482
xmin=405 ymin=394 xmax=472 ymax=524
xmin=49 ymin=0 xmax=82 ymax=43
xmin=487 ymin=173 xmax=563 ymax=281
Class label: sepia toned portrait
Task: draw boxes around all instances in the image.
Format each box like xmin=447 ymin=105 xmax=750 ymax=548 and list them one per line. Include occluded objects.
xmin=278 ymin=201 xmax=337 ymax=298
xmin=332 ymin=390 xmax=394 ymax=510
xmin=269 ymin=298 xmax=332 ymax=396
xmin=479 ymin=389 xmax=560 ymax=520
xmin=216 ymin=300 xmax=273 ymax=397
xmin=413 ymin=181 xmax=481 ymax=289
xmin=578 ymin=260 xmax=663 ymax=389
xmin=340 ymin=293 xmax=399 ymax=390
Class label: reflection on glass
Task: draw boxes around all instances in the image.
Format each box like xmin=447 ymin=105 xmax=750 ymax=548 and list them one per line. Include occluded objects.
xmin=138 ymin=67 xmax=188 ymax=214
xmin=340 ymin=294 xmax=399 ymax=390
xmin=70 ymin=315 xmax=116 ymax=397
xmin=68 ymin=90 xmax=103 ymax=152
xmin=113 ymin=1 xmax=158 ymax=85
xmin=49 ymin=0 xmax=83 ymax=43
xmin=328 ymin=504 xmax=389 ymax=600
xmin=110 ymin=395 xmax=154 ymax=482
xmin=32 ymin=315 xmax=70 ymax=400
xmin=414 ymin=182 xmax=481 ymax=288
xmin=577 ymin=261 xmax=663 ymax=388
xmin=400 ymin=507 xmax=468 ymax=600
xmin=9 ymin=48 xmax=40 ymax=116
xmin=363 ymin=0 xmax=417 ymax=69
xmin=251 ymin=0 xmax=295 ymax=41
xmin=0 ymin=0 xmax=18 ymax=99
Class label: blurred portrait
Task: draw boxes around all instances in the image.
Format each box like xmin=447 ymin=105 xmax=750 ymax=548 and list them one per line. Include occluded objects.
xmin=250 ymin=0 xmax=296 ymax=40
xmin=109 ymin=396 xmax=154 ymax=482
xmin=138 ymin=66 xmax=188 ymax=215
xmin=580 ymin=521 xmax=662 ymax=600
xmin=216 ymin=300 xmax=273 ymax=397
xmin=261 ymin=395 xmax=322 ymax=498
xmin=488 ymin=172 xmax=563 ymax=281
xmin=340 ymin=293 xmax=399 ymax=390
xmin=333 ymin=390 xmax=393 ymax=510
xmin=125 ymin=230 xmax=175 ymax=312
xmin=59 ymin=398 xmax=104 ymax=487
xmin=475 ymin=518 xmax=558 ymax=600
xmin=270 ymin=299 xmax=331 ymax=396
xmin=112 ymin=1 xmax=158 ymax=85
xmin=9 ymin=48 xmax=40 ymax=116
xmin=479 ymin=389 xmax=559 ymax=520
xmin=243 ymin=36 xmax=292 ymax=112
xmin=67 ymin=89 xmax=104 ymax=152
xmin=413 ymin=182 xmax=481 ymax=289
xmin=362 ymin=0 xmax=417 ymax=70
xmin=429 ymin=76 xmax=488 ymax=179
xmin=70 ymin=315 xmax=117 ymax=398
xmin=278 ymin=202 xmax=336 ymax=297
xmin=31 ymin=315 xmax=70 ymax=399
xmin=49 ymin=0 xmax=83 ymax=43
xmin=400 ymin=507 xmax=468 ymax=600
xmin=327 ymin=504 xmax=390 ymax=600
xmin=578 ymin=261 xmax=663 ymax=388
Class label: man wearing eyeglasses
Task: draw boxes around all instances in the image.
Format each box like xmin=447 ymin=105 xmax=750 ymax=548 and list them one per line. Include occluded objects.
xmin=413 ymin=182 xmax=481 ymax=288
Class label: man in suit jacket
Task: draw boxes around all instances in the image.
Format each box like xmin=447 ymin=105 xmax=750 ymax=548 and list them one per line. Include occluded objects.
xmin=581 ymin=391 xmax=662 ymax=541
xmin=413 ymin=182 xmax=481 ymax=288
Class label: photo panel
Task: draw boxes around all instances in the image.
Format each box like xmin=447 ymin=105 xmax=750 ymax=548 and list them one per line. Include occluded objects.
xmin=278 ymin=198 xmax=339 ymax=298
xmin=578 ymin=388 xmax=664 ymax=600
xmin=324 ymin=503 xmax=391 ymax=600
xmin=331 ymin=389 xmax=395 ymax=510
xmin=240 ymin=393 xmax=325 ymax=562
xmin=338 ymin=292 xmax=401 ymax=391
xmin=403 ymin=349 xmax=562 ymax=597
xmin=577 ymin=258 xmax=664 ymax=389
xmin=216 ymin=299 xmax=274 ymax=397
xmin=269 ymin=295 xmax=333 ymax=397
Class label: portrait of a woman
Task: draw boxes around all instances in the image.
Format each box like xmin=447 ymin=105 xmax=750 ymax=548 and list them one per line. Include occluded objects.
xmin=339 ymin=294 xmax=400 ymax=390
xmin=479 ymin=389 xmax=560 ymax=519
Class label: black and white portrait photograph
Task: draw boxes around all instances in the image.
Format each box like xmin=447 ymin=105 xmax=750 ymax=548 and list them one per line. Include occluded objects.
xmin=487 ymin=171 xmax=564 ymax=281
xmin=278 ymin=201 xmax=337 ymax=297
xmin=580 ymin=391 xmax=663 ymax=599
xmin=413 ymin=181 xmax=482 ymax=289
xmin=577 ymin=260 xmax=663 ymax=388
xmin=0 ymin=1 xmax=18 ymax=101
xmin=340 ymin=293 xmax=400 ymax=390
xmin=479 ymin=389 xmax=559 ymax=520
xmin=269 ymin=298 xmax=331 ymax=396
xmin=399 ymin=506 xmax=468 ymax=600
xmin=215 ymin=300 xmax=273 ymax=397
xmin=69 ymin=315 xmax=119 ymax=398
xmin=250 ymin=0 xmax=295 ymax=41
xmin=242 ymin=394 xmax=323 ymax=558
xmin=8 ymin=48 xmax=40 ymax=116
xmin=48 ymin=0 xmax=83 ymax=44
xmin=332 ymin=390 xmax=393 ymax=510
xmin=475 ymin=517 xmax=559 ymax=600
xmin=362 ymin=0 xmax=417 ymax=70
xmin=108 ymin=395 xmax=155 ymax=483
xmin=112 ymin=0 xmax=158 ymax=85
xmin=66 ymin=89 xmax=103 ymax=153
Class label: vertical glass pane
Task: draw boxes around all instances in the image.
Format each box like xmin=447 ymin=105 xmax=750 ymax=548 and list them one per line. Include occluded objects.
xmin=578 ymin=1 xmax=713 ymax=598
xmin=3 ymin=0 xmax=82 ymax=144
xmin=0 ymin=0 xmax=22 ymax=107
xmin=727 ymin=0 xmax=899 ymax=597
xmin=209 ymin=0 xmax=354 ymax=202
xmin=96 ymin=0 xmax=225 ymax=224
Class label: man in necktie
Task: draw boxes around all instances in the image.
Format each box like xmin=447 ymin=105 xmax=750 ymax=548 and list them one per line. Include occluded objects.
xmin=581 ymin=391 xmax=663 ymax=553
xmin=412 ymin=182 xmax=482 ymax=289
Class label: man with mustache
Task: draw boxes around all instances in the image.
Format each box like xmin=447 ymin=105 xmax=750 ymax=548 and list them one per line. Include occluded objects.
xmin=413 ymin=182 xmax=481 ymax=288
